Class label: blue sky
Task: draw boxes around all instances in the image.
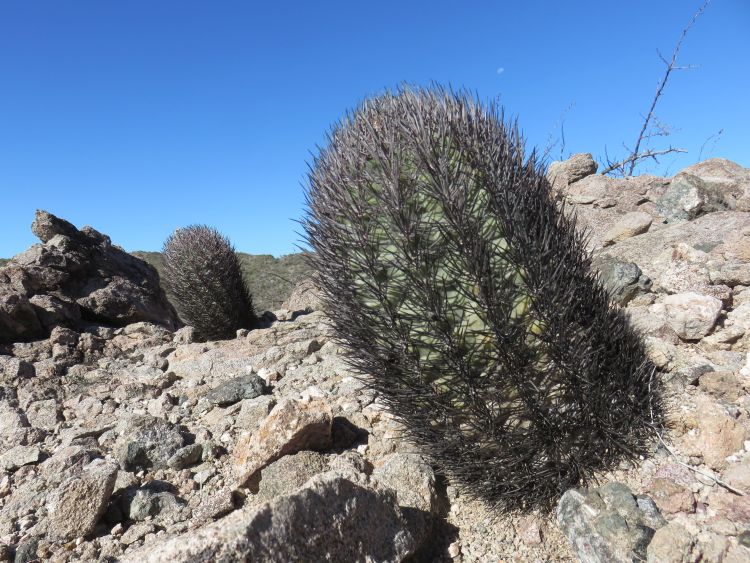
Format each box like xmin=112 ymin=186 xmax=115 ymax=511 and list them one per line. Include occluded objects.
xmin=1 ymin=1 xmax=748 ymax=258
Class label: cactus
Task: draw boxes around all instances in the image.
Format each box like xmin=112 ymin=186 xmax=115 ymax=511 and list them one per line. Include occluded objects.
xmin=162 ymin=225 xmax=256 ymax=340
xmin=303 ymin=86 xmax=662 ymax=511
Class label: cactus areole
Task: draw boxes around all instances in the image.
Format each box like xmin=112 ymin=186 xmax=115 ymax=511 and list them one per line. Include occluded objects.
xmin=303 ymin=86 xmax=662 ymax=511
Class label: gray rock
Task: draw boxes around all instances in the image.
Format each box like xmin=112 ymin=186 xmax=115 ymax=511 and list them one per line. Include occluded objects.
xmin=123 ymin=485 xmax=186 ymax=525
xmin=114 ymin=415 xmax=186 ymax=470
xmin=0 ymin=210 xmax=180 ymax=345
xmin=658 ymin=173 xmax=713 ymax=222
xmin=255 ymin=450 xmax=330 ymax=500
xmin=557 ymin=482 xmax=666 ymax=563
xmin=677 ymin=158 xmax=750 ymax=211
xmin=12 ymin=537 xmax=38 ymax=563
xmin=0 ymin=445 xmax=41 ymax=472
xmin=372 ymin=453 xmax=438 ymax=548
xmin=596 ymin=211 xmax=750 ymax=289
xmin=25 ymin=398 xmax=60 ymax=431
xmin=204 ymin=374 xmax=268 ymax=407
xmin=46 ymin=459 xmax=118 ymax=542
xmin=122 ymin=474 xmax=419 ymax=563
xmin=0 ymin=356 xmax=34 ymax=382
xmin=31 ymin=210 xmax=80 ymax=243
xmin=167 ymin=443 xmax=203 ymax=469
xmin=594 ymin=256 xmax=652 ymax=305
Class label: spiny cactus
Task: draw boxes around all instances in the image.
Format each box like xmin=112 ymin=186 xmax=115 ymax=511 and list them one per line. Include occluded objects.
xmin=162 ymin=225 xmax=256 ymax=340
xmin=303 ymin=86 xmax=662 ymax=511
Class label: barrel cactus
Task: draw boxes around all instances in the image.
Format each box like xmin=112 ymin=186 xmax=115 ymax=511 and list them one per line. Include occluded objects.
xmin=162 ymin=225 xmax=256 ymax=340
xmin=303 ymin=86 xmax=662 ymax=510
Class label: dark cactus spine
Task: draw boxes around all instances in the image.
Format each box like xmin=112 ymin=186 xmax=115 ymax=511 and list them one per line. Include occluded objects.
xmin=303 ymin=86 xmax=662 ymax=511
xmin=162 ymin=225 xmax=256 ymax=341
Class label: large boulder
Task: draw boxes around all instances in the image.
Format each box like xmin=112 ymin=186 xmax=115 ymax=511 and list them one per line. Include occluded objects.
xmin=0 ymin=210 xmax=179 ymax=343
xmin=121 ymin=473 xmax=421 ymax=562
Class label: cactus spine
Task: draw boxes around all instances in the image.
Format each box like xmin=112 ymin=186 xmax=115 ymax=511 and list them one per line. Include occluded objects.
xmin=162 ymin=225 xmax=256 ymax=341
xmin=304 ymin=86 xmax=662 ymax=510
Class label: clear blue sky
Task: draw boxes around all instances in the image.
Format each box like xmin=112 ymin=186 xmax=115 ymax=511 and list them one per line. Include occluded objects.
xmin=1 ymin=1 xmax=748 ymax=258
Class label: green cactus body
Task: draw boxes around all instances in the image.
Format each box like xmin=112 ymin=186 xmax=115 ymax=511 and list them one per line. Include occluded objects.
xmin=305 ymin=87 xmax=662 ymax=510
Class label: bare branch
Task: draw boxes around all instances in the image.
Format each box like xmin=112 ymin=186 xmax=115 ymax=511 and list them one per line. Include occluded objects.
xmin=601 ymin=147 xmax=687 ymax=176
xmin=625 ymin=0 xmax=711 ymax=176
xmin=541 ymin=101 xmax=576 ymax=162
xmin=698 ymin=128 xmax=724 ymax=161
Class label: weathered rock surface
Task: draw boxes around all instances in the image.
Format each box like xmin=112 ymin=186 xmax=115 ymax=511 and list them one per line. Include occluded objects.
xmin=234 ymin=397 xmax=333 ymax=487
xmin=557 ymin=482 xmax=666 ymax=563
xmin=122 ymin=474 xmax=419 ymax=563
xmin=46 ymin=459 xmax=118 ymax=541
xmin=0 ymin=210 xmax=179 ymax=345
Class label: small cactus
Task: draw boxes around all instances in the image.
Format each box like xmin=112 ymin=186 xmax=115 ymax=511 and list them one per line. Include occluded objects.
xmin=304 ymin=86 xmax=662 ymax=511
xmin=162 ymin=225 xmax=255 ymax=340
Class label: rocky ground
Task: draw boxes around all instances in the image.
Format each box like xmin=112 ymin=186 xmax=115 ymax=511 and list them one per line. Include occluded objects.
xmin=1 ymin=156 xmax=750 ymax=562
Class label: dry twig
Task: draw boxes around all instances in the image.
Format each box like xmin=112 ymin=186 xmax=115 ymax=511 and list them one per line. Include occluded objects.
xmin=655 ymin=431 xmax=746 ymax=497
xmin=604 ymin=1 xmax=710 ymax=177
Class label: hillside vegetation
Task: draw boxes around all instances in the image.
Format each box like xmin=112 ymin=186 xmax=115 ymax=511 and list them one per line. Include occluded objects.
xmin=131 ymin=251 xmax=312 ymax=314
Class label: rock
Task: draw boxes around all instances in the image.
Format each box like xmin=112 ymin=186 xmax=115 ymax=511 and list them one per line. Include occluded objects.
xmin=120 ymin=521 xmax=156 ymax=546
xmin=255 ymin=450 xmax=330 ymax=501
xmin=710 ymin=263 xmax=750 ymax=287
xmin=726 ymin=545 xmax=750 ymax=562
xmin=191 ymin=487 xmax=236 ymax=524
xmin=234 ymin=397 xmax=333 ymax=488
xmin=373 ymin=453 xmax=437 ymax=515
xmin=658 ymin=173 xmax=717 ymax=222
xmin=646 ymin=478 xmax=695 ymax=516
xmin=663 ymin=292 xmax=723 ymax=340
xmin=723 ymin=461 xmax=750 ymax=492
xmin=547 ymin=153 xmax=598 ymax=191
xmin=173 ymin=326 xmax=196 ymax=344
xmin=114 ymin=415 xmax=186 ymax=470
xmin=595 ymin=211 xmax=750 ymax=288
xmin=31 ymin=210 xmax=80 ymax=242
xmin=0 ymin=291 xmax=43 ymax=343
xmin=373 ymin=453 xmax=438 ymax=546
xmin=602 ymin=211 xmax=653 ymax=246
xmin=204 ymin=374 xmax=268 ymax=407
xmin=282 ymin=278 xmax=323 ymax=313
xmin=121 ymin=474 xmax=419 ymax=563
xmin=646 ymin=522 xmax=695 ymax=563
xmin=0 ymin=210 xmax=179 ymax=344
xmin=235 ymin=395 xmax=276 ymax=430
xmin=12 ymin=538 xmax=38 ymax=563
xmin=25 ymin=398 xmax=60 ymax=430
xmin=677 ymin=394 xmax=747 ymax=470
xmin=698 ymin=371 xmax=742 ymax=401
xmin=594 ymin=256 xmax=651 ymax=305
xmin=46 ymin=459 xmax=118 ymax=542
xmin=167 ymin=444 xmax=203 ymax=470
xmin=678 ymin=158 xmax=750 ymax=211
xmin=557 ymin=482 xmax=666 ymax=563
xmin=0 ymin=356 xmax=34 ymax=381
xmin=123 ymin=485 xmax=186 ymax=525
xmin=0 ymin=445 xmax=41 ymax=472
xmin=644 ymin=337 xmax=676 ymax=370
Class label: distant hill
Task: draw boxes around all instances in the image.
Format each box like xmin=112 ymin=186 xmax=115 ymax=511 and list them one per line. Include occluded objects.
xmin=131 ymin=251 xmax=313 ymax=314
xmin=0 ymin=258 xmax=8 ymax=268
